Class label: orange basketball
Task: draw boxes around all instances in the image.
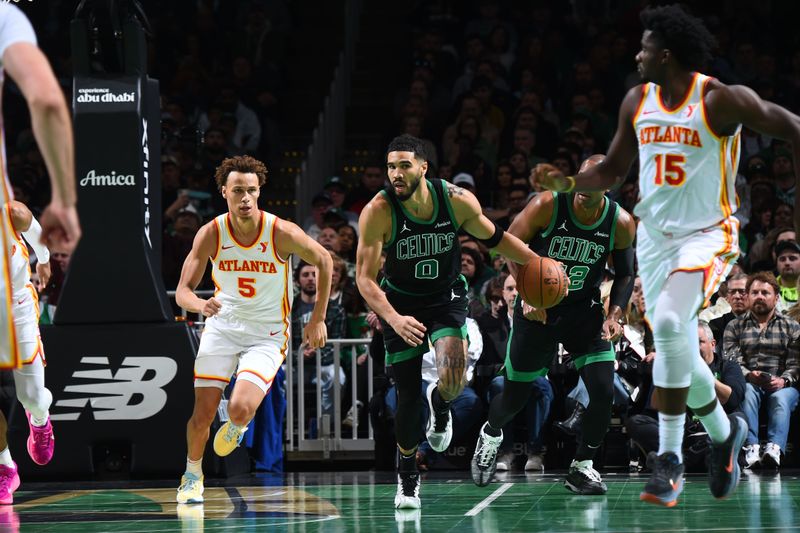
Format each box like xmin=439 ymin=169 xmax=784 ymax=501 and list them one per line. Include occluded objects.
xmin=516 ymin=256 xmax=569 ymax=309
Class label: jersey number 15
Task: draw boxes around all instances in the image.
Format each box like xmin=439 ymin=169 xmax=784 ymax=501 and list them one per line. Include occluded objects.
xmin=653 ymin=154 xmax=686 ymax=187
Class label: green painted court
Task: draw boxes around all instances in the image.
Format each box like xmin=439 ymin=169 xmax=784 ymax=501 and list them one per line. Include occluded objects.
xmin=8 ymin=470 xmax=800 ymax=532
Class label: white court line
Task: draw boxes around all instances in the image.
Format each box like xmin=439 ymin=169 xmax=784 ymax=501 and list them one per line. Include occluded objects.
xmin=465 ymin=483 xmax=514 ymax=516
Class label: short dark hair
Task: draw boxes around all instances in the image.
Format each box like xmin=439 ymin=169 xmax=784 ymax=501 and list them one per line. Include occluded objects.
xmin=294 ymin=260 xmax=314 ymax=283
xmin=746 ymin=271 xmax=779 ymax=295
xmin=640 ymin=4 xmax=716 ymax=71
xmin=214 ymin=155 xmax=268 ymax=190
xmin=387 ymin=134 xmax=428 ymax=162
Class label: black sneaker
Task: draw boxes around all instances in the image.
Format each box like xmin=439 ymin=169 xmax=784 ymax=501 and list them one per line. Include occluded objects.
xmin=709 ymin=413 xmax=748 ymax=498
xmin=471 ymin=422 xmax=503 ymax=487
xmin=639 ymin=452 xmax=684 ymax=507
xmin=565 ymin=459 xmax=607 ymax=495
xmin=394 ymin=471 xmax=420 ymax=509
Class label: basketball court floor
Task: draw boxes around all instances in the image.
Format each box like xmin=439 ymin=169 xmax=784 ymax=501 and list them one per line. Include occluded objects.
xmin=8 ymin=469 xmax=800 ymax=532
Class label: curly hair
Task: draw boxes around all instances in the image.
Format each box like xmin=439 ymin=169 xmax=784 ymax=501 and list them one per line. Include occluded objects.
xmin=214 ymin=155 xmax=268 ymax=191
xmin=386 ymin=134 xmax=428 ymax=162
xmin=640 ymin=4 xmax=716 ymax=71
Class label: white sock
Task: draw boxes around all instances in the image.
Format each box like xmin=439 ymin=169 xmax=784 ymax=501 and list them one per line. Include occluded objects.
xmin=0 ymin=448 xmax=13 ymax=467
xmin=658 ymin=413 xmax=685 ymax=463
xmin=186 ymin=457 xmax=202 ymax=477
xmin=698 ymin=402 xmax=731 ymax=444
xmin=31 ymin=411 xmax=49 ymax=427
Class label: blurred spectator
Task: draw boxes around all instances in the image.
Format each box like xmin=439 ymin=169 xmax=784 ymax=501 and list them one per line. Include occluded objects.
xmin=709 ymin=273 xmax=749 ymax=346
xmin=724 ymin=272 xmax=800 ymax=469
xmin=303 ymin=193 xmax=333 ymax=241
xmin=775 ymin=241 xmax=800 ymax=312
xmin=772 ymin=148 xmax=796 ymax=206
xmin=292 ymin=261 xmax=347 ymax=418
xmin=323 ymin=176 xmax=359 ymax=230
xmin=198 ymin=85 xmax=261 ymax=153
xmin=317 ymin=226 xmax=341 ymax=254
xmin=345 ymin=165 xmax=385 ymax=215
xmin=337 ymin=225 xmax=358 ymax=265
xmin=162 ymin=207 xmax=210 ymax=292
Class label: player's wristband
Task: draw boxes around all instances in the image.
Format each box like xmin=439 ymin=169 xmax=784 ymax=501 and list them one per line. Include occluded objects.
xmin=563 ymin=175 xmax=576 ymax=193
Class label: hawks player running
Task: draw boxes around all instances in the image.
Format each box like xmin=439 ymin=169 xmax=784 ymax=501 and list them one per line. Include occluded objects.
xmin=175 ymin=156 xmax=332 ymax=504
xmin=0 ymin=201 xmax=56 ymax=504
xmin=534 ymin=5 xmax=800 ymax=507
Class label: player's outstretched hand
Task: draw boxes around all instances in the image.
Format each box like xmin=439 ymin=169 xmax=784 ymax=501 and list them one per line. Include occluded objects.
xmin=304 ymin=319 xmax=328 ymax=349
xmin=531 ymin=163 xmax=565 ymax=192
xmin=201 ymin=296 xmax=222 ymax=317
xmin=602 ymin=317 xmax=623 ymax=342
xmin=35 ymin=262 xmax=51 ymax=292
xmin=521 ymin=301 xmax=547 ymax=323
xmin=40 ymin=203 xmax=81 ymax=253
xmin=390 ymin=315 xmax=427 ymax=347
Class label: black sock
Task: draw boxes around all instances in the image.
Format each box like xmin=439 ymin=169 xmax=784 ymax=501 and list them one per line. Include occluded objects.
xmin=484 ymin=423 xmax=502 ymax=437
xmin=398 ymin=448 xmax=418 ymax=473
xmin=431 ymin=386 xmax=451 ymax=415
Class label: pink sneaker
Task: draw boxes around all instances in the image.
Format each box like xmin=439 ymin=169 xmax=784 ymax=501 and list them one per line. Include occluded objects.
xmin=0 ymin=463 xmax=20 ymax=505
xmin=26 ymin=412 xmax=55 ymax=465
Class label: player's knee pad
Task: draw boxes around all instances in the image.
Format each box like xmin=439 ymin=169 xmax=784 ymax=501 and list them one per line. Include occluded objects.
xmin=686 ymin=356 xmax=716 ymax=409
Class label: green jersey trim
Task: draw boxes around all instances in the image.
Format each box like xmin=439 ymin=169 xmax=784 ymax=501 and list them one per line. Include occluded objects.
xmin=385 ymin=344 xmax=427 ymax=364
xmin=396 ymin=179 xmax=440 ymax=224
xmin=381 ymin=190 xmax=398 ymax=248
xmin=608 ymin=203 xmax=620 ymax=251
xmin=566 ymin=194 xmax=610 ymax=230
xmin=572 ymin=348 xmax=616 ymax=370
xmin=430 ymin=325 xmax=468 ymax=344
xmin=540 ymin=192 xmax=560 ymax=238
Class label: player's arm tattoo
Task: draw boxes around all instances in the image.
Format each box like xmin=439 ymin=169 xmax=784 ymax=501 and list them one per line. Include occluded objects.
xmin=445 ymin=183 xmax=465 ymax=198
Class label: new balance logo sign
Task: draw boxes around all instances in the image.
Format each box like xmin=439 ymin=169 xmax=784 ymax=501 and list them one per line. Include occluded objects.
xmin=401 ymin=221 xmax=411 ymax=233
xmin=594 ymin=231 xmax=609 ymax=238
xmin=80 ymin=170 xmax=135 ymax=187
xmin=557 ymin=222 xmax=569 ymax=232
xmin=51 ymin=356 xmax=177 ymax=421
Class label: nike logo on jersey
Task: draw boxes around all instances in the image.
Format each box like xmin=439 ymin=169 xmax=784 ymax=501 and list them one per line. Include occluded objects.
xmin=641 ymin=109 xmax=658 ymax=115
xmin=269 ymin=330 xmax=281 ymax=336
xmin=17 ymin=298 xmax=25 ymax=305
xmin=401 ymin=221 xmax=411 ymax=233
xmin=221 ymin=245 xmax=235 ymax=250
xmin=435 ymin=221 xmax=451 ymax=228
xmin=594 ymin=231 xmax=609 ymax=238
xmin=557 ymin=222 xmax=569 ymax=232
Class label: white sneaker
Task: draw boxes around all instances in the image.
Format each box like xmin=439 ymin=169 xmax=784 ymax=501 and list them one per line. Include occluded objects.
xmin=524 ymin=454 xmax=544 ymax=472
xmin=762 ymin=442 xmax=781 ymax=468
xmin=471 ymin=422 xmax=504 ymax=487
xmin=425 ymin=382 xmax=452 ymax=452
xmin=342 ymin=401 xmax=363 ymax=428
xmin=176 ymin=473 xmax=204 ymax=504
xmin=495 ymin=451 xmax=514 ymax=472
xmin=394 ymin=471 xmax=421 ymax=509
xmin=744 ymin=444 xmax=761 ymax=468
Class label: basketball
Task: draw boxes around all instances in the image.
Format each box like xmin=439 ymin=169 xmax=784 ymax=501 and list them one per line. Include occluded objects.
xmin=516 ymin=256 xmax=569 ymax=309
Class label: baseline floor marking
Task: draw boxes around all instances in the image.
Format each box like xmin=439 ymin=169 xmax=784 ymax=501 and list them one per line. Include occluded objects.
xmin=465 ymin=483 xmax=514 ymax=516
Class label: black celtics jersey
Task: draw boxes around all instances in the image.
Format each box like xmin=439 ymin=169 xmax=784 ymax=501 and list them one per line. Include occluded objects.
xmin=530 ymin=192 xmax=619 ymax=305
xmin=381 ymin=178 xmax=461 ymax=296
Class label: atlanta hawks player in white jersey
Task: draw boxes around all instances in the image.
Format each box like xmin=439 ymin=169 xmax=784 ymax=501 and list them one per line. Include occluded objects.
xmin=0 ymin=201 xmax=55 ymax=504
xmin=175 ymin=156 xmax=332 ymax=504
xmin=535 ymin=5 xmax=800 ymax=508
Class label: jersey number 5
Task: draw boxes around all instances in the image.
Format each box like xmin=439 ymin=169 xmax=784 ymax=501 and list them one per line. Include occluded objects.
xmin=238 ymin=277 xmax=256 ymax=298
xmin=653 ymin=154 xmax=686 ymax=186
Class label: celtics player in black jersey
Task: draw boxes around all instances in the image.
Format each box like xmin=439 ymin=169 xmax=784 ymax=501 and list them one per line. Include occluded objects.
xmin=471 ymin=155 xmax=637 ymax=494
xmin=356 ymin=134 xmax=535 ymax=510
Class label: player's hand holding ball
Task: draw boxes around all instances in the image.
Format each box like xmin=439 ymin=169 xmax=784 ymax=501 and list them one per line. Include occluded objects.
xmin=521 ymin=301 xmax=547 ymax=323
xmin=516 ymin=256 xmax=569 ymax=309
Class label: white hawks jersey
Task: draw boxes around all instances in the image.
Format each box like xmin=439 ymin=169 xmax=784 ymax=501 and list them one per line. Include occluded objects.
xmin=633 ymin=72 xmax=741 ymax=234
xmin=3 ymin=204 xmax=38 ymax=313
xmin=210 ymin=211 xmax=290 ymax=324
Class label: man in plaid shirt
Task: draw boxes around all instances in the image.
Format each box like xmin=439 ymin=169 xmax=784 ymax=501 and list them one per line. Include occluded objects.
xmin=723 ymin=271 xmax=800 ymax=469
